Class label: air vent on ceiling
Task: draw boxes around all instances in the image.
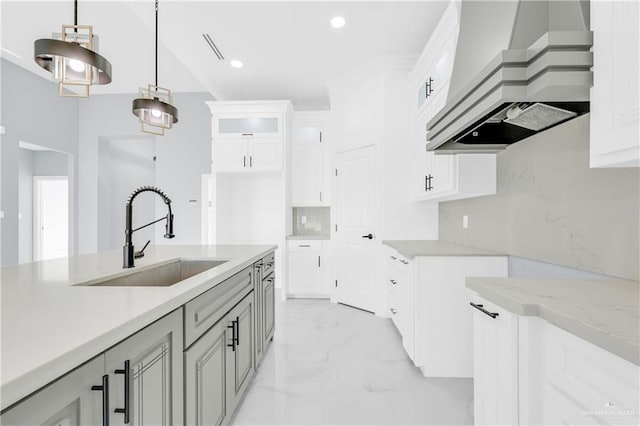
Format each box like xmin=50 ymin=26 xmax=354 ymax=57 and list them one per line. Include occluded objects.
xmin=202 ymin=34 xmax=224 ymax=60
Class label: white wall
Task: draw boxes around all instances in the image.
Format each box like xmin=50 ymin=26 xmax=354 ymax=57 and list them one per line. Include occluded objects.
xmin=78 ymin=92 xmax=214 ymax=254
xmin=1 ymin=59 xmax=79 ymax=265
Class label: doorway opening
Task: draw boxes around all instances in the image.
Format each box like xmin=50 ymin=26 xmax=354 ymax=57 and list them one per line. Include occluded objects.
xmin=33 ymin=177 xmax=69 ymax=261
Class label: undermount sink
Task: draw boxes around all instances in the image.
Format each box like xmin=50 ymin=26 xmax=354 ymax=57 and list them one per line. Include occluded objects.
xmin=78 ymin=259 xmax=228 ymax=287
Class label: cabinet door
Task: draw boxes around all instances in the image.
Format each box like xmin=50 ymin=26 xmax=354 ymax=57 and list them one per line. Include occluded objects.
xmin=248 ymin=137 xmax=282 ymax=171
xmin=105 ymin=309 xmax=183 ymax=426
xmin=254 ymin=263 xmax=264 ymax=367
xmin=214 ymin=115 xmax=281 ymax=138
xmin=291 ymin=143 xmax=324 ymax=205
xmin=471 ymin=295 xmax=518 ymax=426
xmin=212 ymin=138 xmax=248 ymax=172
xmin=262 ymin=274 xmax=276 ymax=346
xmin=590 ymin=0 xmax=640 ymax=168
xmin=184 ymin=317 xmax=230 ymax=426
xmin=0 ymin=356 xmax=104 ymax=426
xmin=287 ymin=249 xmax=323 ymax=296
xmin=226 ymin=293 xmax=255 ymax=414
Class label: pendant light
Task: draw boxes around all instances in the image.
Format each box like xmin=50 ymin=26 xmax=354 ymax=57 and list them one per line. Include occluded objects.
xmin=132 ymin=0 xmax=178 ymax=136
xmin=34 ymin=0 xmax=112 ymax=97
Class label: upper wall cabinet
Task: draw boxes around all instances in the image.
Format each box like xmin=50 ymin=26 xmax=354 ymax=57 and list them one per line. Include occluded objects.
xmin=407 ymin=0 xmax=497 ymax=202
xmin=290 ymin=111 xmax=330 ymax=206
xmin=590 ymin=1 xmax=640 ymax=168
xmin=207 ymin=101 xmax=293 ymax=173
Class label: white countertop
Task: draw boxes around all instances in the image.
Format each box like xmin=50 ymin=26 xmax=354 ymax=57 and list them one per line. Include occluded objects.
xmin=466 ymin=277 xmax=640 ymax=365
xmin=382 ymin=240 xmax=504 ymax=258
xmin=0 ymin=244 xmax=276 ymax=411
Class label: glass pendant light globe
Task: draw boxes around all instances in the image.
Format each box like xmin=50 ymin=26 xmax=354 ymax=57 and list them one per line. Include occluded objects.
xmin=151 ymin=109 xmax=162 ymax=118
xmin=68 ymin=58 xmax=86 ymax=72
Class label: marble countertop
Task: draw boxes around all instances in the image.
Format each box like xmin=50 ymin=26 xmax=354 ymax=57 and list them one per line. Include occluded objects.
xmin=382 ymin=240 xmax=504 ymax=259
xmin=287 ymin=234 xmax=330 ymax=241
xmin=0 ymin=244 xmax=276 ymax=411
xmin=467 ymin=277 xmax=640 ymax=365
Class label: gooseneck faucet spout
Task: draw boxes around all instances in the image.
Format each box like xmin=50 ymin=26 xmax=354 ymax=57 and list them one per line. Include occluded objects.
xmin=123 ymin=186 xmax=175 ymax=268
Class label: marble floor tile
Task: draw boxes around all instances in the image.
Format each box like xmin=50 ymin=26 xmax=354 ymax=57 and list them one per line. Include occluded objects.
xmin=230 ymin=296 xmax=473 ymax=425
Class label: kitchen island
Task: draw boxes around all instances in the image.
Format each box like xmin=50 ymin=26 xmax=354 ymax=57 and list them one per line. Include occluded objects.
xmin=1 ymin=244 xmax=276 ymax=423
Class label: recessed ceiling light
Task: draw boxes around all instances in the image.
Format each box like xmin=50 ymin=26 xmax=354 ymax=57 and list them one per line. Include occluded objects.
xmin=230 ymin=60 xmax=243 ymax=69
xmin=331 ymin=16 xmax=346 ymax=29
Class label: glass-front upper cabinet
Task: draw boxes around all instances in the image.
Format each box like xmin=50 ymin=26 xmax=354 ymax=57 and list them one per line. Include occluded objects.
xmin=213 ymin=114 xmax=282 ymax=137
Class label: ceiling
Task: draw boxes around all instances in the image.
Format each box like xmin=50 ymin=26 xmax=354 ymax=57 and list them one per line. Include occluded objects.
xmin=1 ymin=1 xmax=448 ymax=109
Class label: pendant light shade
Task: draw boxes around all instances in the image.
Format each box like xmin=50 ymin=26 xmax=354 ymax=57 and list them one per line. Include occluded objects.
xmin=132 ymin=0 xmax=178 ymax=136
xmin=34 ymin=1 xmax=112 ymax=97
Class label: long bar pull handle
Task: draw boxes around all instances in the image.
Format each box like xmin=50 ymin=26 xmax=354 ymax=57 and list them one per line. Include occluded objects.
xmin=250 ymin=156 xmax=253 ymax=168
xmin=227 ymin=321 xmax=236 ymax=351
xmin=235 ymin=316 xmax=240 ymax=346
xmin=318 ymin=256 xmax=321 ymax=267
xmin=243 ymin=156 xmax=246 ymax=168
xmin=114 ymin=360 xmax=130 ymax=423
xmin=91 ymin=375 xmax=110 ymax=426
xmin=470 ymin=302 xmax=499 ymax=319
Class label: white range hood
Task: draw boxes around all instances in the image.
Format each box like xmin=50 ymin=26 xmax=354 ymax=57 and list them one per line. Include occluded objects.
xmin=427 ymin=0 xmax=593 ymax=154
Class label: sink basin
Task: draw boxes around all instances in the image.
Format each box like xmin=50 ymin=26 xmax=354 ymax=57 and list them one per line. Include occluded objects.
xmin=79 ymin=259 xmax=227 ymax=287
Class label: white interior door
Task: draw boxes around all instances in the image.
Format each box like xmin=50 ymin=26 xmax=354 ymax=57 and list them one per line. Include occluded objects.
xmin=335 ymin=146 xmax=377 ymax=312
xmin=33 ymin=177 xmax=68 ymax=261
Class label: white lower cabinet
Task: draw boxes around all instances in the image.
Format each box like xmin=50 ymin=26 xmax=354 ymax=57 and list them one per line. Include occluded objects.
xmin=471 ymin=296 xmax=640 ymax=426
xmin=383 ymin=246 xmax=508 ymax=376
xmin=287 ymin=240 xmax=330 ymax=297
xmin=471 ymin=295 xmax=518 ymax=426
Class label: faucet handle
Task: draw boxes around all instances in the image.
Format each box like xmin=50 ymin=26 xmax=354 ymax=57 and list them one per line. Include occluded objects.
xmin=134 ymin=240 xmax=151 ymax=259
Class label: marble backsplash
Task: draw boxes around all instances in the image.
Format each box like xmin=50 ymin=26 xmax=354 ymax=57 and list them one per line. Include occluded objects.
xmin=439 ymin=114 xmax=640 ymax=281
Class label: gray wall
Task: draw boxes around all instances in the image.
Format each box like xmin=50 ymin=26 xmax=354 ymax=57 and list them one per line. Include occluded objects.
xmin=18 ymin=149 xmax=34 ymax=263
xmin=1 ymin=59 xmax=79 ymax=265
xmin=78 ymin=92 xmax=214 ymax=253
xmin=439 ymin=114 xmax=640 ymax=281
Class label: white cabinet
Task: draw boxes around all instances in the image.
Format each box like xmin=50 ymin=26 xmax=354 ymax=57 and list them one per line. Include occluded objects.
xmin=290 ymin=112 xmax=329 ymax=206
xmin=207 ymin=101 xmax=292 ymax=173
xmin=385 ymin=248 xmax=415 ymax=359
xmin=590 ymin=0 xmax=640 ymax=168
xmin=105 ymin=309 xmax=183 ymax=426
xmin=287 ymin=240 xmax=329 ymax=297
xmin=471 ymin=295 xmax=519 ymax=426
xmin=383 ymin=245 xmax=508 ymax=377
xmin=408 ymin=0 xmax=497 ymax=202
xmin=0 ymin=356 xmax=105 ymax=426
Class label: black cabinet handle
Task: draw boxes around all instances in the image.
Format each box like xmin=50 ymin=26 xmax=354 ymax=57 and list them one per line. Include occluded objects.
xmin=389 ymin=279 xmax=397 ymax=285
xmin=235 ymin=316 xmax=240 ymax=346
xmin=227 ymin=321 xmax=237 ymax=351
xmin=243 ymin=156 xmax=246 ymax=167
xmin=390 ymin=256 xmax=397 ymax=260
xmin=361 ymin=233 xmax=374 ymax=240
xmin=389 ymin=308 xmax=397 ymax=315
xmin=250 ymin=156 xmax=253 ymax=168
xmin=91 ymin=375 xmax=110 ymax=426
xmin=114 ymin=360 xmax=130 ymax=423
xmin=318 ymin=256 xmax=321 ymax=267
xmin=470 ymin=302 xmax=499 ymax=319
xmin=242 ymin=133 xmax=253 ymax=136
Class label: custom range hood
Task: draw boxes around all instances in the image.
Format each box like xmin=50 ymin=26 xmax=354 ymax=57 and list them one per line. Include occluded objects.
xmin=427 ymin=0 xmax=593 ymax=154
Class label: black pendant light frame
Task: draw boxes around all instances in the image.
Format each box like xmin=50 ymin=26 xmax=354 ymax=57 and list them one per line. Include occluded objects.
xmin=34 ymin=0 xmax=112 ymax=86
xmin=132 ymin=0 xmax=179 ymax=129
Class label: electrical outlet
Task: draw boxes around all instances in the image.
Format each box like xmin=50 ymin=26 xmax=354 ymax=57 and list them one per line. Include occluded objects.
xmin=462 ymin=215 xmax=469 ymax=229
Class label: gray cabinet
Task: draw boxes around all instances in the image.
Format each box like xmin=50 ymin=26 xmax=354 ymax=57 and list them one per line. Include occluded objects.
xmin=105 ymin=309 xmax=183 ymax=426
xmin=225 ymin=293 xmax=255 ymax=414
xmin=0 ymin=356 xmax=105 ymax=426
xmin=184 ymin=315 xmax=229 ymax=426
xmin=184 ymin=291 xmax=255 ymax=426
xmin=262 ymin=273 xmax=275 ymax=347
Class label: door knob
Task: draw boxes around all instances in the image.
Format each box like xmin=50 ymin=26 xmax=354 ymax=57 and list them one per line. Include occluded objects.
xmin=361 ymin=233 xmax=374 ymax=240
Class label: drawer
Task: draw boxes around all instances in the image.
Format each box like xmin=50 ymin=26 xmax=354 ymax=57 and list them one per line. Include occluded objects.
xmin=287 ymin=240 xmax=322 ymax=252
xmin=184 ymin=266 xmax=253 ymax=348
xmin=387 ymin=290 xmax=403 ymax=331
xmin=261 ymin=252 xmax=275 ymax=277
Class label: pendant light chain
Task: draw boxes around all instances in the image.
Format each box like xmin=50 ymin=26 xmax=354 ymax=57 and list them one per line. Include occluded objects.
xmin=74 ymin=0 xmax=78 ymax=31
xmin=155 ymin=0 xmax=159 ymax=88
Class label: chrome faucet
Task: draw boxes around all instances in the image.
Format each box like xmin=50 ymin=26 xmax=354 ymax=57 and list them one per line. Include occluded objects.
xmin=123 ymin=186 xmax=174 ymax=268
